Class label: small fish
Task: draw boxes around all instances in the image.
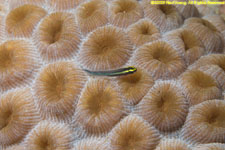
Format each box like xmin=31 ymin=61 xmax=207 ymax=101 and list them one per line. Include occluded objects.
xmin=83 ymin=66 xmax=137 ymax=77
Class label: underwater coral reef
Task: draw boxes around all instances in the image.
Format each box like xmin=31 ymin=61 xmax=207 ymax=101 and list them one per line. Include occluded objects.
xmin=0 ymin=0 xmax=225 ymax=150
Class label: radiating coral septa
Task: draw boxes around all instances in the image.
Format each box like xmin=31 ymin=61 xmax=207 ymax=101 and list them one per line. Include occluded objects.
xmin=78 ymin=25 xmax=133 ymax=71
xmin=24 ymin=121 xmax=74 ymax=150
xmin=117 ymin=66 xmax=154 ymax=105
xmin=109 ymin=0 xmax=144 ymax=28
xmin=133 ymin=40 xmax=186 ymax=80
xmin=72 ymin=78 xmax=126 ymax=137
xmin=181 ymin=100 xmax=225 ymax=144
xmin=135 ymin=80 xmax=189 ymax=132
xmin=155 ymin=138 xmax=191 ymax=150
xmin=33 ymin=61 xmax=86 ymax=123
xmin=76 ymin=0 xmax=108 ymax=35
xmin=0 ymin=40 xmax=41 ymax=92
xmin=34 ymin=12 xmax=81 ymax=62
xmin=127 ymin=18 xmax=161 ymax=47
xmin=72 ymin=137 xmax=108 ymax=150
xmin=0 ymin=88 xmax=40 ymax=147
xmin=109 ymin=114 xmax=161 ymax=150
xmin=6 ymin=4 xmax=47 ymax=38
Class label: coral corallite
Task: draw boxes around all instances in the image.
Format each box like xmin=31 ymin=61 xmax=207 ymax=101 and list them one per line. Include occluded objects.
xmin=184 ymin=18 xmax=224 ymax=53
xmin=127 ymin=18 xmax=161 ymax=47
xmin=0 ymin=89 xmax=40 ymax=147
xmin=109 ymin=0 xmax=143 ymax=28
xmin=24 ymin=121 xmax=74 ymax=150
xmin=78 ymin=25 xmax=133 ymax=71
xmin=179 ymin=70 xmax=222 ymax=106
xmin=109 ymin=114 xmax=161 ymax=150
xmin=155 ymin=138 xmax=191 ymax=150
xmin=133 ymin=40 xmax=186 ymax=80
xmin=181 ymin=100 xmax=225 ymax=144
xmin=6 ymin=4 xmax=46 ymax=37
xmin=190 ymin=54 xmax=225 ymax=90
xmin=135 ymin=80 xmax=188 ymax=132
xmin=163 ymin=28 xmax=205 ymax=65
xmin=33 ymin=61 xmax=86 ymax=123
xmin=76 ymin=0 xmax=108 ymax=35
xmin=141 ymin=0 xmax=183 ymax=33
xmin=0 ymin=40 xmax=40 ymax=92
xmin=34 ymin=12 xmax=81 ymax=62
xmin=117 ymin=67 xmax=154 ymax=105
xmin=73 ymin=79 xmax=125 ymax=136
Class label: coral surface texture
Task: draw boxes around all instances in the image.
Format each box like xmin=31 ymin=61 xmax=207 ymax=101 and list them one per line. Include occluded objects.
xmin=0 ymin=0 xmax=225 ymax=150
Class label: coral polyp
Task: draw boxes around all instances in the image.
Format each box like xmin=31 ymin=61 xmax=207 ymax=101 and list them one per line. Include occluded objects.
xmin=0 ymin=89 xmax=40 ymax=147
xmin=109 ymin=0 xmax=143 ymax=28
xmin=34 ymin=61 xmax=86 ymax=123
xmin=127 ymin=19 xmax=161 ymax=47
xmin=109 ymin=114 xmax=160 ymax=150
xmin=78 ymin=25 xmax=133 ymax=71
xmin=141 ymin=1 xmax=183 ymax=32
xmin=117 ymin=67 xmax=154 ymax=105
xmin=164 ymin=28 xmax=205 ymax=65
xmin=136 ymin=80 xmax=188 ymax=132
xmin=181 ymin=100 xmax=225 ymax=144
xmin=184 ymin=18 xmax=224 ymax=53
xmin=179 ymin=70 xmax=222 ymax=106
xmin=133 ymin=40 xmax=186 ymax=80
xmin=190 ymin=54 xmax=225 ymax=90
xmin=73 ymin=79 xmax=125 ymax=136
xmin=34 ymin=12 xmax=81 ymax=62
xmin=24 ymin=121 xmax=74 ymax=150
xmin=76 ymin=0 xmax=108 ymax=35
xmin=0 ymin=40 xmax=40 ymax=92
xmin=6 ymin=4 xmax=46 ymax=37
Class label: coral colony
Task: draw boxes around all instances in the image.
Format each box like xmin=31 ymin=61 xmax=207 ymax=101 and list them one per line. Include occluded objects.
xmin=0 ymin=0 xmax=225 ymax=149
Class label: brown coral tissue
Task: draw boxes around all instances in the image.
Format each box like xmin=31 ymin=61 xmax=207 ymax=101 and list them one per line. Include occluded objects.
xmin=179 ymin=69 xmax=222 ymax=106
xmin=34 ymin=12 xmax=81 ymax=62
xmin=108 ymin=0 xmax=143 ymax=28
xmin=184 ymin=18 xmax=224 ymax=53
xmin=193 ymin=143 xmax=225 ymax=150
xmin=33 ymin=61 xmax=86 ymax=123
xmin=24 ymin=121 xmax=74 ymax=150
xmin=6 ymin=4 xmax=46 ymax=37
xmin=133 ymin=40 xmax=186 ymax=80
xmin=127 ymin=18 xmax=161 ymax=47
xmin=48 ymin=0 xmax=77 ymax=10
xmin=73 ymin=79 xmax=125 ymax=136
xmin=163 ymin=28 xmax=205 ymax=65
xmin=155 ymin=138 xmax=191 ymax=150
xmin=135 ymin=80 xmax=188 ymax=132
xmin=117 ymin=67 xmax=154 ymax=105
xmin=78 ymin=25 xmax=133 ymax=71
xmin=0 ymin=40 xmax=40 ymax=92
xmin=181 ymin=100 xmax=225 ymax=144
xmin=0 ymin=89 xmax=40 ymax=147
xmin=189 ymin=54 xmax=225 ymax=90
xmin=76 ymin=0 xmax=108 ymax=35
xmin=141 ymin=0 xmax=183 ymax=33
xmin=109 ymin=114 xmax=161 ymax=150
